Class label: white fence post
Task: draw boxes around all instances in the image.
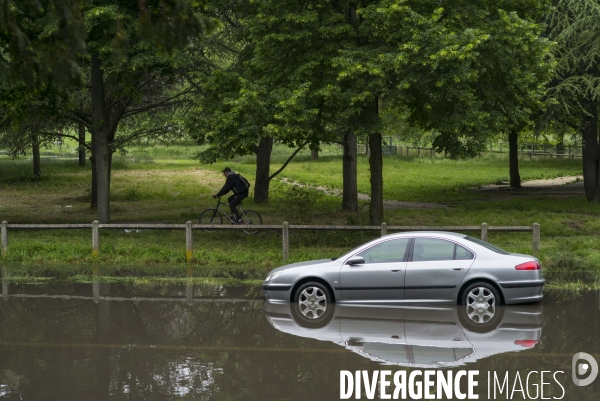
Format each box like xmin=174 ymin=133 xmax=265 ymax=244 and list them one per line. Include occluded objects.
xmin=532 ymin=223 xmax=540 ymax=256
xmin=282 ymin=221 xmax=289 ymax=262
xmin=1 ymin=221 xmax=7 ymax=258
xmin=481 ymin=222 xmax=488 ymax=242
xmin=381 ymin=222 xmax=388 ymax=237
xmin=186 ymin=221 xmax=193 ymax=263
xmin=92 ymin=221 xmax=99 ymax=258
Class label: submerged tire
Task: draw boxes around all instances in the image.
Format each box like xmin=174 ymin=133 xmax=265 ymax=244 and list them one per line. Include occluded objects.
xmin=459 ymin=282 xmax=503 ymax=333
xmin=291 ymin=281 xmax=334 ymax=329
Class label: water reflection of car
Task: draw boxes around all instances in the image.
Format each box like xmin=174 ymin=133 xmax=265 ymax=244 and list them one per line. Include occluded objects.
xmin=262 ymin=232 xmax=544 ymax=309
xmin=263 ymin=302 xmax=543 ymax=367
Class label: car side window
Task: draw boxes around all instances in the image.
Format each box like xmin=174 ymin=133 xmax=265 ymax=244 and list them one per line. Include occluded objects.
xmin=412 ymin=238 xmax=474 ymax=262
xmin=455 ymin=244 xmax=474 ymax=260
xmin=356 ymin=238 xmax=409 ymax=263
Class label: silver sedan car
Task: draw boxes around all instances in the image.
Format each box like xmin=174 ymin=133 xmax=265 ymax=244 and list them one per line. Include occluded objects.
xmin=262 ymin=232 xmax=544 ymax=313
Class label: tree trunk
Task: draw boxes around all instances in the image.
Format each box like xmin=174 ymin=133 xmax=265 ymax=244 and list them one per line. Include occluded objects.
xmin=341 ymin=130 xmax=358 ymax=212
xmin=253 ymin=136 xmax=273 ymax=203
xmin=581 ymin=100 xmax=600 ymax=201
xmin=78 ymin=123 xmax=86 ymax=167
xmin=91 ymin=54 xmax=111 ymax=223
xmin=32 ymin=136 xmax=41 ymax=176
xmin=556 ymin=133 xmax=565 ymax=154
xmin=108 ymin=152 xmax=113 ymax=190
xmin=369 ymin=132 xmax=384 ymax=224
xmin=90 ymin=155 xmax=97 ymax=208
xmin=509 ymin=130 xmax=521 ymax=188
xmin=310 ymin=147 xmax=319 ymax=160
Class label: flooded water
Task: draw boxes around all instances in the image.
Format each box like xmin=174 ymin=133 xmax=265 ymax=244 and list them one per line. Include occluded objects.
xmin=1 ymin=280 xmax=599 ymax=400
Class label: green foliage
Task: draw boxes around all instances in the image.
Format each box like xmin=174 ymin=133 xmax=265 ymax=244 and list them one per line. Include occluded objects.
xmin=0 ymin=0 xmax=220 ymax=88
xmin=190 ymin=0 xmax=553 ymax=165
xmin=547 ymin=0 xmax=600 ymax=112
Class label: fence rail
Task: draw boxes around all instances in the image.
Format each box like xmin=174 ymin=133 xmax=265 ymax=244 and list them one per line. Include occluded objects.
xmin=1 ymin=220 xmax=540 ymax=262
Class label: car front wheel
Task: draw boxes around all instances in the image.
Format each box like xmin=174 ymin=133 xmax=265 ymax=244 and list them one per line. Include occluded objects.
xmin=291 ymin=282 xmax=334 ymax=328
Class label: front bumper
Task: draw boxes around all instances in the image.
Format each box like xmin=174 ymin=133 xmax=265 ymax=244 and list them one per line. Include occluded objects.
xmin=262 ymin=283 xmax=292 ymax=302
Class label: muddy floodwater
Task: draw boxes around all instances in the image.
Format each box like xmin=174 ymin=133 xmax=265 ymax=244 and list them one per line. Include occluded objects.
xmin=0 ymin=280 xmax=599 ymax=400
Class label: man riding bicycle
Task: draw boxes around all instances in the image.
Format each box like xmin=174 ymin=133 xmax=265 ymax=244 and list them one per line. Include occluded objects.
xmin=212 ymin=167 xmax=249 ymax=224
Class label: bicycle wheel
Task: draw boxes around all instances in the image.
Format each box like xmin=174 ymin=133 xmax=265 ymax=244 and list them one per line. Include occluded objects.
xmin=199 ymin=209 xmax=223 ymax=232
xmin=240 ymin=210 xmax=262 ymax=234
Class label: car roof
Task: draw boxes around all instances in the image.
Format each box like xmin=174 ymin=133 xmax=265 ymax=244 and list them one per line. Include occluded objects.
xmin=385 ymin=231 xmax=469 ymax=239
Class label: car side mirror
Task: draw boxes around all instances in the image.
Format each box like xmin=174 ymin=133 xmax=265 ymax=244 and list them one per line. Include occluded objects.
xmin=346 ymin=256 xmax=365 ymax=266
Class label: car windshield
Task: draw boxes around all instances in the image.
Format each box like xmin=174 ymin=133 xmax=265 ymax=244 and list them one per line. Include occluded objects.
xmin=464 ymin=236 xmax=510 ymax=255
xmin=331 ymin=242 xmax=372 ymax=261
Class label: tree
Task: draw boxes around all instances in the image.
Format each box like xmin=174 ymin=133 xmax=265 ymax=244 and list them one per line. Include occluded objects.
xmin=192 ymin=0 xmax=551 ymax=223
xmin=188 ymin=0 xmax=348 ymax=204
xmin=0 ymin=1 xmax=219 ymax=222
xmin=546 ymin=0 xmax=600 ymax=201
xmin=0 ymin=76 xmax=68 ymax=177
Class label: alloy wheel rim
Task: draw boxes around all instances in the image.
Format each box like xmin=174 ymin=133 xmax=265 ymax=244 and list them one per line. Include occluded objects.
xmin=298 ymin=287 xmax=327 ymax=319
xmin=465 ymin=287 xmax=496 ymax=324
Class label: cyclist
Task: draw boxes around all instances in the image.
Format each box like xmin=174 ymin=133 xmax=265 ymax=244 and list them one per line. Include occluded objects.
xmin=212 ymin=167 xmax=249 ymax=224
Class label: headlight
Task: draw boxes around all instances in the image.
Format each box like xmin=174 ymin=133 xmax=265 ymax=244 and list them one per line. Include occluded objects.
xmin=265 ymin=271 xmax=283 ymax=281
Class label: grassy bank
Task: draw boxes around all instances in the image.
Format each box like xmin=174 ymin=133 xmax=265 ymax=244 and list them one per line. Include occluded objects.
xmin=1 ymin=143 xmax=599 ymax=288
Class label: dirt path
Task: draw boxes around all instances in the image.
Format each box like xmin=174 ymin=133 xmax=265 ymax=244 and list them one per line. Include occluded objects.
xmin=474 ymin=175 xmax=583 ymax=191
xmin=279 ymin=175 xmax=585 ymax=209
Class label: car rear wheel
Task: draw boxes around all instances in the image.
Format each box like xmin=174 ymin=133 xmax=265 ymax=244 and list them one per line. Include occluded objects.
xmin=461 ymin=282 xmax=501 ymax=307
xmin=291 ymin=282 xmax=334 ymax=328
xmin=459 ymin=282 xmax=503 ymax=332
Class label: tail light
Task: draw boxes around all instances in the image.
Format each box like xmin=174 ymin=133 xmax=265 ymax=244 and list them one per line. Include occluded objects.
xmin=515 ymin=261 xmax=541 ymax=270
xmin=515 ymin=340 xmax=538 ymax=348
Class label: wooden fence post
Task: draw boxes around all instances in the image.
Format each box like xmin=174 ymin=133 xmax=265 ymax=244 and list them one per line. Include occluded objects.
xmin=1 ymin=221 xmax=7 ymax=258
xmin=532 ymin=223 xmax=540 ymax=256
xmin=381 ymin=222 xmax=388 ymax=237
xmin=186 ymin=221 xmax=193 ymax=263
xmin=282 ymin=221 xmax=289 ymax=262
xmin=481 ymin=222 xmax=488 ymax=242
xmin=92 ymin=220 xmax=99 ymax=258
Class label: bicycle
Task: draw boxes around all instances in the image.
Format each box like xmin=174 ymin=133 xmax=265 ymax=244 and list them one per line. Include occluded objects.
xmin=199 ymin=196 xmax=262 ymax=234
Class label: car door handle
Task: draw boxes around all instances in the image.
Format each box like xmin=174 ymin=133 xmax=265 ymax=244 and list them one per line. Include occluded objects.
xmin=391 ymin=269 xmax=401 ymax=272
xmin=453 ymin=268 xmax=464 ymax=271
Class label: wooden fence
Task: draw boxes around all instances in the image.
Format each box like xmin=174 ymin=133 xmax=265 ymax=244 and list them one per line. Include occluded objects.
xmin=1 ymin=221 xmax=540 ymax=262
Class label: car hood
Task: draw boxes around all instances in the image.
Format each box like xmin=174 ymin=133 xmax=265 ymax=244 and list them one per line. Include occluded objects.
xmin=268 ymin=259 xmax=333 ymax=274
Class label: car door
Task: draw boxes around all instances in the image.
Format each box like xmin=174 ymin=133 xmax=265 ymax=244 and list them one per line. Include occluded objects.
xmin=340 ymin=238 xmax=409 ymax=301
xmin=405 ymin=237 xmax=475 ymax=300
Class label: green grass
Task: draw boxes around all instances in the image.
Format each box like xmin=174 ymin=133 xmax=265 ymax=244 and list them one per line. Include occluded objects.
xmin=229 ymin=151 xmax=582 ymax=202
xmin=1 ymin=142 xmax=598 ymax=288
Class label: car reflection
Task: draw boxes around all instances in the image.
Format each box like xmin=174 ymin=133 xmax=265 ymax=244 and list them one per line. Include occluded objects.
xmin=263 ymin=302 xmax=543 ymax=367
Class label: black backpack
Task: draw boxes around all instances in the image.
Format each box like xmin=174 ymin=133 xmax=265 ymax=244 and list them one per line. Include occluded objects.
xmin=234 ymin=173 xmax=251 ymax=193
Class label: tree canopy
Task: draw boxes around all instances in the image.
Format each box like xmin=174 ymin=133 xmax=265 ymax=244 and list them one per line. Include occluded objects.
xmin=189 ymin=0 xmax=552 ymax=219
xmin=1 ymin=0 xmax=220 ymax=222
